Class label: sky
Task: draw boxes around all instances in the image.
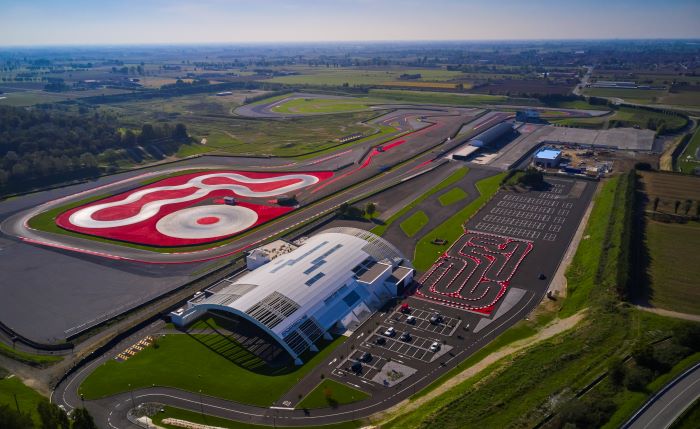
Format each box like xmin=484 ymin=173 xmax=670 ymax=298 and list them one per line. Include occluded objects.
xmin=1 ymin=0 xmax=699 ymax=46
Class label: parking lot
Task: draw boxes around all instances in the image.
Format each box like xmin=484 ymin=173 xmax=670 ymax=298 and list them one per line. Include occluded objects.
xmin=388 ymin=308 xmax=460 ymax=336
xmin=473 ymin=180 xmax=582 ymax=243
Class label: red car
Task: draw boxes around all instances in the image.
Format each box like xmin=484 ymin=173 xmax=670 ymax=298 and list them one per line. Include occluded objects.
xmin=400 ymin=303 xmax=411 ymax=314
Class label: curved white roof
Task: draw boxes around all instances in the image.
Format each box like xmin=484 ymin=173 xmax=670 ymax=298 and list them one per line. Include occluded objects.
xmin=196 ymin=227 xmax=409 ymax=338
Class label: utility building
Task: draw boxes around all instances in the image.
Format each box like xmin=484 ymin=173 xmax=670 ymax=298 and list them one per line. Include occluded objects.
xmin=171 ymin=228 xmax=414 ymax=364
xmin=533 ymin=147 xmax=562 ymax=168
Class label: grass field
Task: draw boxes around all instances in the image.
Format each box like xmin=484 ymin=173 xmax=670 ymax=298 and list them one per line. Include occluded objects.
xmin=0 ymin=376 xmax=47 ymax=426
xmin=380 ymin=175 xmax=700 ymax=429
xmin=678 ymin=128 xmax=700 ymax=174
xmin=263 ymin=68 xmax=464 ymax=86
xmin=552 ymin=106 xmax=687 ymax=131
xmin=400 ymin=211 xmax=429 ymax=237
xmin=583 ymin=87 xmax=668 ymax=104
xmin=437 ymin=187 xmax=467 ymax=206
xmin=108 ymin=95 xmax=384 ymax=158
xmin=271 ymin=97 xmax=372 ymax=114
xmin=0 ymin=342 xmax=63 ymax=367
xmin=371 ymin=167 xmax=469 ymax=237
xmin=412 ymin=172 xmax=506 ymax=271
xmin=152 ymin=405 xmax=362 ymax=429
xmin=646 ymin=220 xmax=700 ymax=315
xmin=296 ymin=379 xmax=370 ymax=409
xmin=368 ymin=89 xmax=507 ymax=106
xmin=80 ymin=331 xmax=345 ymax=406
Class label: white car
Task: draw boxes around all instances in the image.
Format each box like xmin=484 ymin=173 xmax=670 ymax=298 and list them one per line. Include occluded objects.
xmin=384 ymin=327 xmax=396 ymax=337
xmin=429 ymin=341 xmax=441 ymax=352
xmin=406 ymin=315 xmax=417 ymax=324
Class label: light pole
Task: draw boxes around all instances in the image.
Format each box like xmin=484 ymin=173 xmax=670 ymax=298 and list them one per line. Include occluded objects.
xmin=128 ymin=383 xmax=135 ymax=409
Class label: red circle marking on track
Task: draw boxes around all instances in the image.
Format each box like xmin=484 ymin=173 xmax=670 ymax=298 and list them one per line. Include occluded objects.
xmin=196 ymin=216 xmax=220 ymax=225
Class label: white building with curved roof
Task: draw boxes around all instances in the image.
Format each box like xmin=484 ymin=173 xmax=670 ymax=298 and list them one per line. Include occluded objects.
xmin=171 ymin=227 xmax=414 ymax=364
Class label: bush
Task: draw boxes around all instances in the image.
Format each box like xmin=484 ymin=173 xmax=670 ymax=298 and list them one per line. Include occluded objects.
xmin=624 ymin=366 xmax=652 ymax=391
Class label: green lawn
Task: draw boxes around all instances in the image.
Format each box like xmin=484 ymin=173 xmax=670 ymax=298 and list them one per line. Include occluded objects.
xmin=399 ymin=211 xmax=429 ymax=237
xmin=263 ymin=68 xmax=464 ymax=86
xmin=413 ymin=172 xmax=506 ymax=271
xmin=297 ymin=379 xmax=370 ymax=409
xmin=0 ymin=342 xmax=63 ymax=367
xmin=271 ymin=97 xmax=371 ymax=114
xmin=646 ymin=220 xmax=700 ymax=315
xmin=678 ymin=128 xmax=700 ymax=174
xmin=559 ymin=177 xmax=620 ymax=317
xmin=552 ymin=106 xmax=686 ymax=131
xmin=0 ymin=376 xmax=47 ymax=426
xmin=368 ymin=89 xmax=507 ymax=106
xmin=437 ymin=187 xmax=467 ymax=206
xmin=80 ymin=332 xmax=345 ymax=406
xmin=152 ymin=405 xmax=362 ymax=429
xmin=371 ymin=167 xmax=469 ymax=237
xmin=583 ymin=87 xmax=668 ymax=104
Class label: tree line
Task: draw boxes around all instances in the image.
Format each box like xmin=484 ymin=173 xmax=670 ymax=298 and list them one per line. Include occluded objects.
xmin=0 ymin=400 xmax=97 ymax=429
xmin=0 ymin=105 xmax=190 ymax=195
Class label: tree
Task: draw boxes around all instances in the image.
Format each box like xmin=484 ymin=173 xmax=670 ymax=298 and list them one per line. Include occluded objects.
xmin=653 ymin=197 xmax=660 ymax=212
xmin=684 ymin=199 xmax=692 ymax=215
xmin=0 ymin=404 xmax=34 ymax=429
xmin=674 ymin=200 xmax=681 ymax=214
xmin=365 ymin=202 xmax=377 ymax=218
xmin=517 ymin=167 xmax=545 ymax=188
xmin=71 ymin=408 xmax=97 ymax=429
xmin=37 ymin=401 xmax=69 ymax=429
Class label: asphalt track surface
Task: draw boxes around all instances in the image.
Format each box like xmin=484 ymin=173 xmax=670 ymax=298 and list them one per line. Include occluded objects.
xmin=623 ymin=362 xmax=700 ymax=429
xmin=52 ymin=176 xmax=596 ymax=429
xmin=1 ymin=104 xmax=500 ymax=343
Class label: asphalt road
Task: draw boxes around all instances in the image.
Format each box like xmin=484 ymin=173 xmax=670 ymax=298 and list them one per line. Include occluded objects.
xmin=51 ymin=176 xmax=597 ymax=429
xmin=623 ymin=362 xmax=700 ymax=429
xmin=0 ymin=105 xmax=491 ymax=343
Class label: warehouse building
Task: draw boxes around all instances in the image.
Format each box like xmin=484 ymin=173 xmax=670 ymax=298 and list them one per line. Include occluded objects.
xmin=451 ymin=122 xmax=515 ymax=160
xmin=171 ymin=228 xmax=414 ymax=364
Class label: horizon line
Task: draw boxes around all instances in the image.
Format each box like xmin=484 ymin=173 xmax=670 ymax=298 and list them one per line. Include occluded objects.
xmin=2 ymin=37 xmax=700 ymax=49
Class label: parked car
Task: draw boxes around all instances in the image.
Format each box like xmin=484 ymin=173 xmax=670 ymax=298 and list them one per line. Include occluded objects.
xmin=351 ymin=361 xmax=362 ymax=373
xmin=384 ymin=327 xmax=396 ymax=337
xmin=400 ymin=303 xmax=411 ymax=313
xmin=429 ymin=313 xmax=443 ymax=325
xmin=376 ymin=337 xmax=387 ymax=345
xmin=359 ymin=352 xmax=373 ymax=362
xmin=429 ymin=341 xmax=441 ymax=352
xmin=400 ymin=332 xmax=412 ymax=342
xmin=406 ymin=315 xmax=417 ymax=325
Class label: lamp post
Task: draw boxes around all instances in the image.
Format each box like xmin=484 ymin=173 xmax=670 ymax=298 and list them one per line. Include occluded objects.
xmin=128 ymin=383 xmax=135 ymax=409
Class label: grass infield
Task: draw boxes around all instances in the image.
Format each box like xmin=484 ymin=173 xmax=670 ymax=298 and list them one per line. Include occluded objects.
xmin=400 ymin=211 xmax=429 ymax=237
xmin=152 ymin=405 xmax=363 ymax=429
xmin=80 ymin=332 xmax=345 ymax=406
xmin=438 ymin=187 xmax=468 ymax=206
xmin=297 ymin=379 xmax=370 ymax=409
xmin=412 ymin=172 xmax=506 ymax=271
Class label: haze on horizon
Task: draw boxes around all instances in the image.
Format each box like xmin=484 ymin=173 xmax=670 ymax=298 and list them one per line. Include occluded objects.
xmin=2 ymin=0 xmax=700 ymax=46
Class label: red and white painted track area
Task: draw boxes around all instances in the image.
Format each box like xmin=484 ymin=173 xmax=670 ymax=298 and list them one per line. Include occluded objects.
xmin=56 ymin=170 xmax=332 ymax=246
xmin=416 ymin=230 xmax=532 ymax=315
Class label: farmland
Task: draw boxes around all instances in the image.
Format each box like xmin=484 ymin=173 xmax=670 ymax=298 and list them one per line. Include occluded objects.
xmin=639 ymin=172 xmax=700 ymax=315
xmin=678 ymin=128 xmax=700 ymax=174
xmin=262 ymin=67 xmax=465 ymax=86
